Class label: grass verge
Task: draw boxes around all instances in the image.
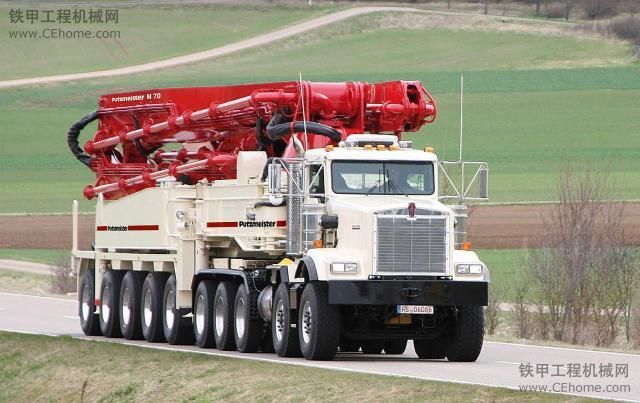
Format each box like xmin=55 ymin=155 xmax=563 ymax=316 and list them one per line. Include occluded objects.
xmin=0 ymin=248 xmax=65 ymax=264
xmin=0 ymin=268 xmax=51 ymax=296
xmin=0 ymin=332 xmax=575 ymax=402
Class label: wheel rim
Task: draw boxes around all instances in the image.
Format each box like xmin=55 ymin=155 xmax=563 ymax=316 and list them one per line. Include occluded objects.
xmin=215 ymin=295 xmax=225 ymax=337
xmin=275 ymin=299 xmax=285 ymax=342
xmin=235 ymin=296 xmax=246 ymax=340
xmin=302 ymin=300 xmax=312 ymax=344
xmin=143 ymin=288 xmax=152 ymax=327
xmin=101 ymin=284 xmax=111 ymax=322
xmin=165 ymin=290 xmax=175 ymax=330
xmin=81 ymin=282 xmax=91 ymax=321
xmin=121 ymin=286 xmax=131 ymax=326
xmin=195 ymin=294 xmax=205 ymax=335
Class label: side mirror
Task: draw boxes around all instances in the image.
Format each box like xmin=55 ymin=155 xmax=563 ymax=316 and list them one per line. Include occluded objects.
xmin=478 ymin=165 xmax=489 ymax=199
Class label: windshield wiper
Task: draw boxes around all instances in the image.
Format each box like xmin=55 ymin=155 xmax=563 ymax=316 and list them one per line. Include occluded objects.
xmin=367 ymin=170 xmax=383 ymax=196
xmin=386 ymin=169 xmax=408 ymax=197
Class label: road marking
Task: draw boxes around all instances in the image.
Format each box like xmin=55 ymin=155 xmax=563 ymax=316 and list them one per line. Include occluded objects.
xmin=486 ymin=341 xmax=640 ymax=358
xmin=64 ymin=316 xmax=79 ymax=320
xmin=0 ymin=328 xmax=58 ymax=337
xmin=495 ymin=360 xmax=520 ymax=366
xmin=0 ymin=291 xmax=75 ymax=303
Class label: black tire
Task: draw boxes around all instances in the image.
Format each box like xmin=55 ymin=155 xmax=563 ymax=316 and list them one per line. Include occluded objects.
xmin=163 ymin=273 xmax=194 ymax=345
xmin=339 ymin=338 xmax=360 ymax=353
xmin=361 ymin=340 xmax=385 ymax=354
xmin=119 ymin=271 xmax=145 ymax=340
xmin=213 ymin=281 xmax=237 ymax=351
xmin=99 ymin=270 xmax=124 ymax=338
xmin=414 ymin=337 xmax=447 ymax=359
xmin=272 ymin=283 xmax=301 ymax=357
xmin=260 ymin=324 xmax=275 ymax=353
xmin=447 ymin=305 xmax=484 ymax=362
xmin=234 ymin=285 xmax=263 ymax=353
xmin=384 ymin=339 xmax=408 ymax=355
xmin=140 ymin=272 xmax=169 ymax=342
xmin=193 ymin=280 xmax=217 ymax=348
xmin=78 ymin=269 xmax=101 ymax=336
xmin=298 ymin=282 xmax=340 ymax=360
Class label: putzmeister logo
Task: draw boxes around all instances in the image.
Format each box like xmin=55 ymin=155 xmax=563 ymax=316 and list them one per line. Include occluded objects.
xmin=106 ymin=225 xmax=127 ymax=231
xmin=239 ymin=221 xmax=276 ymax=228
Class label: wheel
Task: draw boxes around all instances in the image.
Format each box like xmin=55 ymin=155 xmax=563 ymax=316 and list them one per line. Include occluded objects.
xmin=213 ymin=281 xmax=237 ymax=351
xmin=447 ymin=305 xmax=484 ymax=362
xmin=298 ymin=282 xmax=340 ymax=360
xmin=119 ymin=271 xmax=145 ymax=340
xmin=78 ymin=270 xmax=101 ymax=336
xmin=99 ymin=270 xmax=124 ymax=338
xmin=361 ymin=340 xmax=385 ymax=354
xmin=384 ymin=339 xmax=407 ymax=355
xmin=271 ymin=283 xmax=301 ymax=357
xmin=193 ymin=280 xmax=216 ymax=348
xmin=163 ymin=273 xmax=194 ymax=345
xmin=339 ymin=338 xmax=360 ymax=353
xmin=260 ymin=324 xmax=275 ymax=353
xmin=234 ymin=285 xmax=263 ymax=353
xmin=414 ymin=337 xmax=448 ymax=359
xmin=140 ymin=272 xmax=169 ymax=342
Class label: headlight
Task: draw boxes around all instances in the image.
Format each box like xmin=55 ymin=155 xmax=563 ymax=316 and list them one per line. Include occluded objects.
xmin=331 ymin=262 xmax=358 ymax=273
xmin=456 ymin=263 xmax=483 ymax=275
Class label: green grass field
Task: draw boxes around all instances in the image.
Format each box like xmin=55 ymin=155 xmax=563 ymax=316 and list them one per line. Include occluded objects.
xmin=0 ymin=5 xmax=329 ymax=79
xmin=0 ymin=248 xmax=65 ymax=264
xmin=0 ymin=11 xmax=638 ymax=213
xmin=0 ymin=332 xmax=575 ymax=402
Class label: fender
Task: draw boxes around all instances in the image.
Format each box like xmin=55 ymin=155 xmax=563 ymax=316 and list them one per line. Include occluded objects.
xmin=295 ymin=256 xmax=318 ymax=281
xmin=192 ymin=268 xmax=249 ymax=291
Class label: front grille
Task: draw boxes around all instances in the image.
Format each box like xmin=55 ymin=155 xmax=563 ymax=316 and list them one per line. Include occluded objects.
xmin=375 ymin=215 xmax=448 ymax=274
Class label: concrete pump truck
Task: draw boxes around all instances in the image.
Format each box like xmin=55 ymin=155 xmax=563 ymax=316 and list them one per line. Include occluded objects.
xmin=70 ymin=80 xmax=489 ymax=361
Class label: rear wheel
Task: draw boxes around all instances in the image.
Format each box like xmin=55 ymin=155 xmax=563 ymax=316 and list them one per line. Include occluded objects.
xmin=414 ymin=334 xmax=448 ymax=359
xmin=213 ymin=281 xmax=237 ymax=351
xmin=384 ymin=339 xmax=407 ymax=355
xmin=119 ymin=271 xmax=145 ymax=340
xmin=361 ymin=340 xmax=385 ymax=354
xmin=99 ymin=270 xmax=124 ymax=338
xmin=447 ymin=306 xmax=484 ymax=362
xmin=298 ymin=283 xmax=340 ymax=360
xmin=163 ymin=274 xmax=194 ymax=345
xmin=272 ymin=283 xmax=301 ymax=357
xmin=140 ymin=272 xmax=169 ymax=342
xmin=78 ymin=270 xmax=101 ymax=336
xmin=234 ymin=285 xmax=262 ymax=353
xmin=193 ymin=280 xmax=217 ymax=348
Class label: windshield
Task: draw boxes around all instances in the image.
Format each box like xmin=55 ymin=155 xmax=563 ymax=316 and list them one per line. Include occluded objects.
xmin=331 ymin=161 xmax=435 ymax=195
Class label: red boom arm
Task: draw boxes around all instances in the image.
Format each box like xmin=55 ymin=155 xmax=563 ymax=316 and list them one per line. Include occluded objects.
xmin=69 ymin=80 xmax=436 ymax=200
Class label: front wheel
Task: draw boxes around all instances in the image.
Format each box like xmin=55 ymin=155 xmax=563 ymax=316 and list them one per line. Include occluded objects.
xmin=447 ymin=305 xmax=484 ymax=362
xmin=99 ymin=270 xmax=124 ymax=338
xmin=213 ymin=281 xmax=237 ymax=351
xmin=193 ymin=280 xmax=216 ymax=348
xmin=298 ymin=282 xmax=340 ymax=361
xmin=163 ymin=274 xmax=194 ymax=345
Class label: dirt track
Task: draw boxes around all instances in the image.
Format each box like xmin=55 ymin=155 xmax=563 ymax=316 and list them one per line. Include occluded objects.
xmin=2 ymin=203 xmax=639 ymax=250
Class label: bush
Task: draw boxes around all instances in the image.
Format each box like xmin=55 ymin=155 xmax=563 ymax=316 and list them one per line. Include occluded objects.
xmin=50 ymin=252 xmax=77 ymax=294
xmin=485 ymin=284 xmax=502 ymax=336
xmin=610 ymin=16 xmax=640 ymax=44
xmin=582 ymin=0 xmax=617 ymax=20
xmin=631 ymin=298 xmax=640 ymax=348
xmin=544 ymin=2 xmax=567 ymax=18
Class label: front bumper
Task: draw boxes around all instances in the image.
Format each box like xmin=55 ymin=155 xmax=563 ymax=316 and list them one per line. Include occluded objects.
xmin=328 ymin=280 xmax=488 ymax=306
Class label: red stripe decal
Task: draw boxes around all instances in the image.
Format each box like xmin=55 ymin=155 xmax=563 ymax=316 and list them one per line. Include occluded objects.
xmin=207 ymin=221 xmax=238 ymax=228
xmin=276 ymin=220 xmax=287 ymax=227
xmin=128 ymin=225 xmax=159 ymax=231
xmin=96 ymin=226 xmax=108 ymax=231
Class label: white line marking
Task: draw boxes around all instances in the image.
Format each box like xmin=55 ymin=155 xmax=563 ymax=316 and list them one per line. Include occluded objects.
xmin=486 ymin=341 xmax=640 ymax=358
xmin=495 ymin=360 xmax=520 ymax=366
xmin=64 ymin=316 xmax=79 ymax=320
xmin=0 ymin=328 xmax=58 ymax=337
xmin=0 ymin=291 xmax=75 ymax=303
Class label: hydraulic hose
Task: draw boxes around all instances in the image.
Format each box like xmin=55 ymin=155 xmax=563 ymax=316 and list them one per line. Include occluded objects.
xmin=68 ymin=111 xmax=98 ymax=167
xmin=265 ymin=111 xmax=341 ymax=143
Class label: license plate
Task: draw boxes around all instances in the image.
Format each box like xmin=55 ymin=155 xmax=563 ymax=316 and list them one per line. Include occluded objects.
xmin=397 ymin=305 xmax=434 ymax=314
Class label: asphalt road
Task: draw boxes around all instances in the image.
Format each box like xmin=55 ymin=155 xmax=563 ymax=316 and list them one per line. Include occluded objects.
xmin=0 ymin=292 xmax=638 ymax=401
